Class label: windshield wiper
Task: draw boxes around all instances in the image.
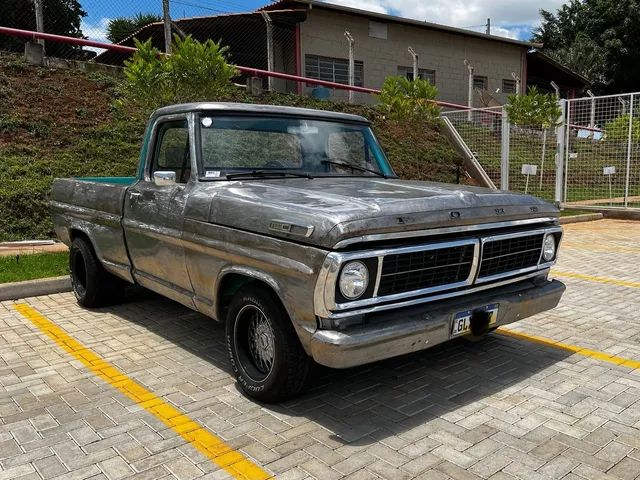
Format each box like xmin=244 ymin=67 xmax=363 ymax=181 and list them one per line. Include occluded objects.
xmin=225 ymin=170 xmax=313 ymax=180
xmin=321 ymin=160 xmax=388 ymax=178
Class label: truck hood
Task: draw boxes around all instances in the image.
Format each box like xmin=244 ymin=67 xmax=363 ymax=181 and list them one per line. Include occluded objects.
xmin=194 ymin=177 xmax=558 ymax=249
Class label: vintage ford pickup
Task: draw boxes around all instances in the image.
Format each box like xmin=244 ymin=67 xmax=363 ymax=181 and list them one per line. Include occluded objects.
xmin=51 ymin=103 xmax=565 ymax=402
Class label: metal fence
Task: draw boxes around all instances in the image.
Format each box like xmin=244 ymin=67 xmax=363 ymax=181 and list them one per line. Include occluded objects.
xmin=564 ymin=93 xmax=640 ymax=208
xmin=444 ymin=92 xmax=640 ymax=209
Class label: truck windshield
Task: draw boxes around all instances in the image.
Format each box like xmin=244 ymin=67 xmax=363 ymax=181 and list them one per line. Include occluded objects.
xmin=196 ymin=114 xmax=395 ymax=180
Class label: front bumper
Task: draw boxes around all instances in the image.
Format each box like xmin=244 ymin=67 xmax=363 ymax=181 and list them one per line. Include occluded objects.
xmin=309 ymin=277 xmax=565 ymax=368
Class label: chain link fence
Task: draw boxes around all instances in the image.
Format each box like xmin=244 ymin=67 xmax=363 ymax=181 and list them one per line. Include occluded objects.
xmin=440 ymin=106 xmax=504 ymax=188
xmin=0 ymin=0 xmax=384 ymax=102
xmin=564 ymin=93 xmax=640 ymax=208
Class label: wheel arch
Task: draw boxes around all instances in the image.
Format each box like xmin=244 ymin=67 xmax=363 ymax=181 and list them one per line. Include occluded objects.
xmin=216 ymin=267 xmax=287 ymax=322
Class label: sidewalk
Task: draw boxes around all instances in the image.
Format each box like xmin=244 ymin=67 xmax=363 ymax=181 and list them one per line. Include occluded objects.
xmin=0 ymin=240 xmax=68 ymax=257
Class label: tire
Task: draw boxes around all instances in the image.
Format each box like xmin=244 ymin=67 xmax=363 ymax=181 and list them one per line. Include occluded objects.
xmin=70 ymin=237 xmax=125 ymax=308
xmin=226 ymin=284 xmax=311 ymax=403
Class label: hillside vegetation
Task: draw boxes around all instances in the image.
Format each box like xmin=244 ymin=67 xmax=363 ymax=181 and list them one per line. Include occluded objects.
xmin=0 ymin=53 xmax=464 ymax=241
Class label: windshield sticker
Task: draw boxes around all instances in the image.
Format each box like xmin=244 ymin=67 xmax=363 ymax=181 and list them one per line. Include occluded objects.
xmin=287 ymin=126 xmax=319 ymax=135
xmin=201 ymin=117 xmax=213 ymax=128
xmin=205 ymin=170 xmax=221 ymax=178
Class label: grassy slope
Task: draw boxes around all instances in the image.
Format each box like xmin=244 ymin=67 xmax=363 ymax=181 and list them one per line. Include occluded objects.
xmin=0 ymin=53 xmax=463 ymax=241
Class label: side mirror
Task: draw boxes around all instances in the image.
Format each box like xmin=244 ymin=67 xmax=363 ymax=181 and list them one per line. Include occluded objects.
xmin=153 ymin=171 xmax=176 ymax=186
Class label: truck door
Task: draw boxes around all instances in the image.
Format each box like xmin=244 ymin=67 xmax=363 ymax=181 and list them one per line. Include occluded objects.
xmin=123 ymin=116 xmax=195 ymax=307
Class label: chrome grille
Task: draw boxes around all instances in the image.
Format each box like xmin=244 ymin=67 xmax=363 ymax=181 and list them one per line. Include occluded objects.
xmin=478 ymin=233 xmax=545 ymax=279
xmin=377 ymin=244 xmax=475 ymax=296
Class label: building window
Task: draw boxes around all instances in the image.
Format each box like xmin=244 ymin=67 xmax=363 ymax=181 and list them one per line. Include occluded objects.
xmin=397 ymin=66 xmax=436 ymax=85
xmin=473 ymin=76 xmax=488 ymax=91
xmin=502 ymin=78 xmax=517 ymax=94
xmin=369 ymin=21 xmax=388 ymax=39
xmin=305 ymin=55 xmax=364 ymax=87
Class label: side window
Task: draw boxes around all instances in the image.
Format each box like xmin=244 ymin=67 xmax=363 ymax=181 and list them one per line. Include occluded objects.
xmin=151 ymin=119 xmax=190 ymax=183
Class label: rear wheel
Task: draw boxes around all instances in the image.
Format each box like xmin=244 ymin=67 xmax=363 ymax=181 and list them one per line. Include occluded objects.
xmin=226 ymin=285 xmax=311 ymax=403
xmin=70 ymin=237 xmax=125 ymax=308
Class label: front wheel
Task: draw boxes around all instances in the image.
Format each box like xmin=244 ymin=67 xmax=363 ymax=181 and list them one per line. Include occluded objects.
xmin=226 ymin=285 xmax=311 ymax=403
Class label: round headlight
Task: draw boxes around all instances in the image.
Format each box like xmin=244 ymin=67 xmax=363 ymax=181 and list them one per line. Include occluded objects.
xmin=542 ymin=234 xmax=557 ymax=262
xmin=339 ymin=261 xmax=369 ymax=300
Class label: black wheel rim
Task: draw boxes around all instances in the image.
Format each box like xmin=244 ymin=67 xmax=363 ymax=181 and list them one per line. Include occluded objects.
xmin=234 ymin=305 xmax=275 ymax=382
xmin=71 ymin=249 xmax=87 ymax=296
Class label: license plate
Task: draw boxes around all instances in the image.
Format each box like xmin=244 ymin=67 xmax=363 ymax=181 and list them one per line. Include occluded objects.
xmin=451 ymin=304 xmax=499 ymax=337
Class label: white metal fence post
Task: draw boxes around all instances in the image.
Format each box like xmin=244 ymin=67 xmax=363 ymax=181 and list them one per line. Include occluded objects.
xmin=556 ymin=99 xmax=567 ymax=205
xmin=261 ymin=12 xmax=274 ymax=91
xmin=344 ymin=31 xmax=355 ymax=104
xmin=162 ymin=0 xmax=172 ymax=54
xmin=500 ymin=106 xmax=510 ymax=190
xmin=464 ymin=60 xmax=474 ymax=121
xmin=408 ymin=47 xmax=418 ymax=80
xmin=624 ymin=93 xmax=635 ymax=207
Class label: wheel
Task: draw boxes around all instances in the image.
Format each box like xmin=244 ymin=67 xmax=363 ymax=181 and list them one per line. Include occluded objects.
xmin=226 ymin=284 xmax=311 ymax=403
xmin=70 ymin=237 xmax=125 ymax=308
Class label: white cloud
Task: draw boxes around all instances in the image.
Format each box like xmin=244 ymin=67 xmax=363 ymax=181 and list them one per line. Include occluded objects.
xmin=80 ymin=17 xmax=111 ymax=53
xmin=319 ymin=0 xmax=565 ymax=40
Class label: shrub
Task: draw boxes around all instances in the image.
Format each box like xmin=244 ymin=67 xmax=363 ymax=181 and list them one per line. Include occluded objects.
xmin=603 ymin=114 xmax=640 ymax=142
xmin=377 ymin=76 xmax=440 ymax=120
xmin=505 ymin=86 xmax=561 ymax=128
xmin=119 ymin=36 xmax=237 ymax=110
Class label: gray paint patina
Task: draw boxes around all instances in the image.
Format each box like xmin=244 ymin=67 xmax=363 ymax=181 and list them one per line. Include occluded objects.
xmin=50 ymin=103 xmax=565 ymax=367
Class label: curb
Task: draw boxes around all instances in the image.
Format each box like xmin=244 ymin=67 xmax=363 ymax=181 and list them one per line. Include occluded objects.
xmin=0 ymin=276 xmax=71 ymax=302
xmin=559 ymin=213 xmax=604 ymax=225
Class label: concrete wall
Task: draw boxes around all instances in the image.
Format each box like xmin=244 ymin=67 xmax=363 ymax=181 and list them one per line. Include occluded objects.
xmin=298 ymin=8 xmax=526 ymax=106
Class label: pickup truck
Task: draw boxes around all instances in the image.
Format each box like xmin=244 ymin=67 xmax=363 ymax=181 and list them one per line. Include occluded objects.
xmin=51 ymin=103 xmax=565 ymax=402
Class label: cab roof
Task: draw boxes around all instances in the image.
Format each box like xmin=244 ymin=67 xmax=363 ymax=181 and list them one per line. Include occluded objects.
xmin=152 ymin=102 xmax=371 ymax=124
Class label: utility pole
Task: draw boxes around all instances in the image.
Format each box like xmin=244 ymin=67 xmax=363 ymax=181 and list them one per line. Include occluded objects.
xmin=486 ymin=18 xmax=491 ymax=35
xmin=33 ymin=0 xmax=44 ymax=48
xmin=162 ymin=0 xmax=172 ymax=54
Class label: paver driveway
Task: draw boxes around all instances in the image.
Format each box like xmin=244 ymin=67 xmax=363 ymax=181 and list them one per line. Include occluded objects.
xmin=1 ymin=219 xmax=639 ymax=480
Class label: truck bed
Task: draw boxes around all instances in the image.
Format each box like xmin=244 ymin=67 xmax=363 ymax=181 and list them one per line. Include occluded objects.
xmin=50 ymin=177 xmax=136 ymax=283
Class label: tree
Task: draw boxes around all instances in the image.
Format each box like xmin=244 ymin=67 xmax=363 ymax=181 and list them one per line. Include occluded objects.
xmin=533 ymin=0 xmax=640 ymax=93
xmin=505 ymin=86 xmax=561 ymax=128
xmin=107 ymin=13 xmax=161 ymax=44
xmin=0 ymin=0 xmax=86 ymax=58
xmin=119 ymin=36 xmax=237 ymax=111
xmin=377 ymin=76 xmax=440 ymax=120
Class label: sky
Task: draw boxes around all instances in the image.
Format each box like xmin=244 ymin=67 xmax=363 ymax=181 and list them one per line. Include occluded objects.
xmin=80 ymin=0 xmax=566 ymax=44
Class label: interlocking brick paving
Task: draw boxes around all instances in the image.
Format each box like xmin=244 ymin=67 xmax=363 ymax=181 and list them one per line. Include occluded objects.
xmin=1 ymin=219 xmax=639 ymax=479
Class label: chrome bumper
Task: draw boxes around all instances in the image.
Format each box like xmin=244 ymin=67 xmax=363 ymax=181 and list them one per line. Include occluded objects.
xmin=309 ymin=277 xmax=566 ymax=368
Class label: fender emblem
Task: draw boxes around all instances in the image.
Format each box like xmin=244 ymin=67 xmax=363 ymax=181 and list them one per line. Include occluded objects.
xmin=495 ymin=208 xmax=505 ymax=215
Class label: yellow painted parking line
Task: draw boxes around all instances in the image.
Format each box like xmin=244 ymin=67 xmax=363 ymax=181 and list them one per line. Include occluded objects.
xmin=497 ymin=328 xmax=640 ymax=370
xmin=13 ymin=304 xmax=272 ymax=480
xmin=552 ymin=270 xmax=640 ymax=289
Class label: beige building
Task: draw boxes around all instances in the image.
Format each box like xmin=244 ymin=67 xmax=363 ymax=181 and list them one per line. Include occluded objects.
xmin=290 ymin=1 xmax=529 ymax=106
xmin=97 ymin=0 xmax=588 ymax=106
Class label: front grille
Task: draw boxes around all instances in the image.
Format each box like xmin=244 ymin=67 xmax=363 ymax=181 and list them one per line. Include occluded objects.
xmin=377 ymin=244 xmax=474 ymax=296
xmin=478 ymin=234 xmax=544 ymax=279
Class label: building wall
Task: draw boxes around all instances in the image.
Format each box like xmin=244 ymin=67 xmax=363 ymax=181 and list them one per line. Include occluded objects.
xmin=298 ymin=8 xmax=526 ymax=106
